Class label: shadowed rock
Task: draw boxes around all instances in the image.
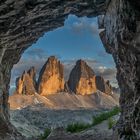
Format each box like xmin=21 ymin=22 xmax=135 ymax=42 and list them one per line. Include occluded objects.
xmin=95 ymin=76 xmax=112 ymax=95
xmin=68 ymin=60 xmax=97 ymax=95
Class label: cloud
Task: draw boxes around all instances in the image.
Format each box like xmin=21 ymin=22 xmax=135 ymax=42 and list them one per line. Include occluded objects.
xmin=26 ymin=48 xmax=48 ymax=59
xmin=63 ymin=58 xmax=99 ymax=65
xmin=97 ymin=50 xmax=108 ymax=58
xmin=83 ymin=60 xmax=117 ymax=86
xmin=11 ymin=57 xmax=46 ymax=87
xmin=70 ymin=19 xmax=99 ymax=35
xmin=95 ymin=67 xmax=118 ymax=87
xmin=97 ymin=66 xmax=107 ymax=73
xmin=95 ymin=67 xmax=117 ymax=79
xmin=11 ymin=48 xmax=49 ymax=87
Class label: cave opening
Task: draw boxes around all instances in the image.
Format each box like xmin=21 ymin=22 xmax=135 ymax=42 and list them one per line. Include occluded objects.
xmin=9 ymin=15 xmax=120 ymax=138
xmin=0 ymin=0 xmax=139 ymax=139
xmin=0 ymin=0 xmax=140 ymax=140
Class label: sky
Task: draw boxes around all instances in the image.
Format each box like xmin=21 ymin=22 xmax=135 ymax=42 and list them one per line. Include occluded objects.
xmin=10 ymin=15 xmax=118 ymax=93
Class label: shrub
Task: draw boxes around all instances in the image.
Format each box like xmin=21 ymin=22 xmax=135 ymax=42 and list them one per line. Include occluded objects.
xmin=108 ymin=117 xmax=117 ymax=129
xmin=66 ymin=122 xmax=91 ymax=133
xmin=65 ymin=106 xmax=120 ymax=133
xmin=92 ymin=106 xmax=120 ymax=126
xmin=40 ymin=128 xmax=51 ymax=140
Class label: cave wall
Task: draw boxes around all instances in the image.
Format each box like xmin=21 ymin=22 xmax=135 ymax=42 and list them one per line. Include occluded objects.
xmin=99 ymin=0 xmax=140 ymax=139
xmin=0 ymin=0 xmax=139 ymax=139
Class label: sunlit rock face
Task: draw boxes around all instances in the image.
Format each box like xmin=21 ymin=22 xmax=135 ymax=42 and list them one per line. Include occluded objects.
xmin=68 ymin=60 xmax=112 ymax=95
xmin=38 ymin=56 xmax=64 ymax=95
xmin=68 ymin=60 xmax=97 ymax=95
xmin=95 ymin=76 xmax=112 ymax=95
xmin=15 ymin=67 xmax=36 ymax=95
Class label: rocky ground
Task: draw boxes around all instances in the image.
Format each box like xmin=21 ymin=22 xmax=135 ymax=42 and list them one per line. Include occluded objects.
xmin=47 ymin=119 xmax=116 ymax=140
xmin=9 ymin=92 xmax=119 ymax=139
xmin=10 ymin=105 xmax=102 ymax=138
xmin=9 ymin=92 xmax=119 ymax=110
xmin=10 ymin=106 xmax=119 ymax=140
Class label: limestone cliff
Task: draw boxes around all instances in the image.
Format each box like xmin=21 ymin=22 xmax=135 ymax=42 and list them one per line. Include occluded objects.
xmin=38 ymin=56 xmax=64 ymax=95
xmin=68 ymin=60 xmax=97 ymax=95
xmin=15 ymin=67 xmax=37 ymax=95
xmin=95 ymin=76 xmax=112 ymax=95
xmin=67 ymin=60 xmax=112 ymax=95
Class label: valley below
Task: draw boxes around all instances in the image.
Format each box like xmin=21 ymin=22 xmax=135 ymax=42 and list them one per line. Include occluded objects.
xmin=9 ymin=92 xmax=119 ymax=139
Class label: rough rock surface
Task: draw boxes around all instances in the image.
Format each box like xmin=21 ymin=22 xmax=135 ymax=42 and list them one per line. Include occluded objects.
xmin=95 ymin=76 xmax=112 ymax=95
xmin=14 ymin=67 xmax=36 ymax=95
xmin=67 ymin=60 xmax=112 ymax=95
xmin=0 ymin=0 xmax=139 ymax=139
xmin=46 ymin=114 xmax=120 ymax=140
xmin=9 ymin=99 xmax=119 ymax=139
xmin=98 ymin=0 xmax=140 ymax=139
xmin=9 ymin=91 xmax=119 ymax=110
xmin=68 ymin=60 xmax=97 ymax=95
xmin=38 ymin=56 xmax=64 ymax=95
xmin=47 ymin=119 xmax=114 ymax=140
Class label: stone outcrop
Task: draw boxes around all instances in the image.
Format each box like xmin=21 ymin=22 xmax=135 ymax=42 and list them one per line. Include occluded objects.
xmin=15 ymin=67 xmax=37 ymax=95
xmin=14 ymin=59 xmax=112 ymax=96
xmin=0 ymin=0 xmax=139 ymax=139
xmin=68 ymin=60 xmax=97 ymax=95
xmin=95 ymin=76 xmax=112 ymax=95
xmin=38 ymin=56 xmax=64 ymax=95
xmin=67 ymin=60 xmax=112 ymax=95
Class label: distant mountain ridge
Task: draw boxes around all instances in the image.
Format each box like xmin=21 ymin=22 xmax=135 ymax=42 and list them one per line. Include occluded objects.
xmin=14 ymin=56 xmax=113 ymax=96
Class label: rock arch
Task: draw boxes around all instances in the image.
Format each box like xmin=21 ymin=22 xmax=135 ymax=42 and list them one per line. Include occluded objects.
xmin=0 ymin=0 xmax=139 ymax=139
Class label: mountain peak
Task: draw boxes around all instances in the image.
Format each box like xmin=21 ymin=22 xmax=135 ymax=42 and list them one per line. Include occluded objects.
xmin=47 ymin=56 xmax=57 ymax=62
xmin=37 ymin=56 xmax=64 ymax=95
xmin=76 ymin=59 xmax=86 ymax=65
xmin=74 ymin=59 xmax=95 ymax=78
xmin=67 ymin=60 xmax=96 ymax=95
xmin=15 ymin=67 xmax=37 ymax=95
